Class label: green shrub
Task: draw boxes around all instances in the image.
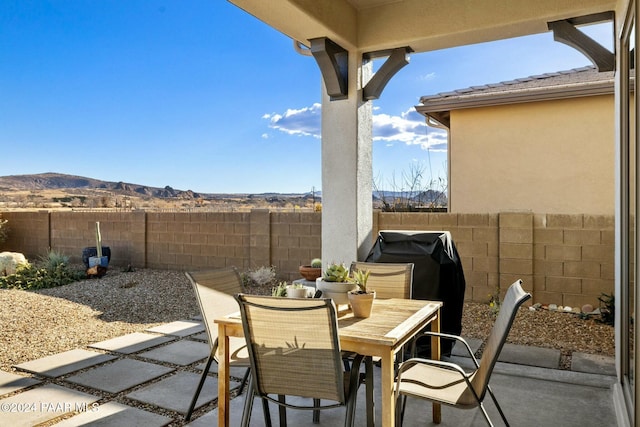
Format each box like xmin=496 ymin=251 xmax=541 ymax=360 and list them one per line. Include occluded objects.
xmin=0 ymin=250 xmax=84 ymax=290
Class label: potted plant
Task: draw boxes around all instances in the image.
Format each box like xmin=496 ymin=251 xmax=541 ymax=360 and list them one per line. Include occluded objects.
xmin=88 ymin=222 xmax=109 ymax=268
xmin=299 ymin=257 xmax=322 ymax=281
xmin=348 ymin=269 xmax=375 ymax=318
xmin=316 ymin=262 xmax=357 ymax=306
xmin=272 ymin=281 xmax=288 ymax=297
xmin=286 ymin=283 xmax=308 ymax=298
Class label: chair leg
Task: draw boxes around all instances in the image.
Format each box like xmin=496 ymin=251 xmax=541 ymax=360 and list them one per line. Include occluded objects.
xmin=478 ymin=402 xmax=495 ymax=427
xmin=261 ymin=397 xmax=273 ymax=427
xmin=237 ymin=368 xmax=250 ymax=395
xmin=487 ymin=385 xmax=509 ymax=427
xmin=313 ymin=398 xmax=321 ymax=424
xmin=365 ymin=356 xmax=375 ymax=427
xmin=184 ymin=354 xmax=214 ymax=421
xmin=278 ymin=395 xmax=287 ymax=427
xmin=241 ymin=376 xmax=256 ymax=427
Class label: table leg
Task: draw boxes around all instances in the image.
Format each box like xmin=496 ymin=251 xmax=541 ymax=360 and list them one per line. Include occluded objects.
xmin=218 ymin=324 xmax=230 ymax=427
xmin=380 ymin=350 xmax=395 ymax=427
xmin=431 ymin=310 xmax=441 ymax=423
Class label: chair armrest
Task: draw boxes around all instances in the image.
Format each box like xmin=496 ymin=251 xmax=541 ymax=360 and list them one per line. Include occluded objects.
xmin=412 ymin=332 xmax=480 ymax=368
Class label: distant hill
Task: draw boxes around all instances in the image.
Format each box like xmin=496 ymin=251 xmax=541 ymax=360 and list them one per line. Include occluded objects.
xmin=0 ymin=172 xmax=323 ymax=210
xmin=0 ymin=172 xmax=445 ymax=211
xmin=0 ymin=172 xmax=202 ymax=199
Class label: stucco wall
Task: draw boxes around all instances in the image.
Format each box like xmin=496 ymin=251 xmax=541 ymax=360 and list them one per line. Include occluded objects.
xmin=450 ymin=95 xmax=614 ymax=214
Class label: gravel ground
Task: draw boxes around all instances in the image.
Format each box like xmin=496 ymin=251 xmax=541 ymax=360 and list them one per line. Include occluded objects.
xmin=0 ymin=268 xmax=614 ymax=373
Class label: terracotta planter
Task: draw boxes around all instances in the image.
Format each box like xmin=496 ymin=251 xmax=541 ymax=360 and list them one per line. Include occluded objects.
xmin=316 ymin=278 xmax=357 ymax=305
xmin=299 ymin=265 xmax=322 ymax=281
xmin=348 ymin=291 xmax=376 ymax=318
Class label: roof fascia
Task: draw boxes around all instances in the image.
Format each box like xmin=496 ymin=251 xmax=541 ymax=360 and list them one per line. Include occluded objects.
xmin=415 ymin=80 xmax=614 ymax=118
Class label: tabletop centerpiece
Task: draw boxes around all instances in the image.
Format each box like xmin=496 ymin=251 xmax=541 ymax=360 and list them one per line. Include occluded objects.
xmin=348 ymin=268 xmax=375 ymax=318
xmin=315 ymin=262 xmax=357 ymax=306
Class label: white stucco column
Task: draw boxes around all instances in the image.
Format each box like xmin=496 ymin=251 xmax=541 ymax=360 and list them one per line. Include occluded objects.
xmin=320 ymin=55 xmax=373 ymax=265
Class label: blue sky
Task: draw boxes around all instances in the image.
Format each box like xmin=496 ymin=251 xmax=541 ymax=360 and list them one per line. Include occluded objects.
xmin=0 ymin=1 xmax=613 ymax=194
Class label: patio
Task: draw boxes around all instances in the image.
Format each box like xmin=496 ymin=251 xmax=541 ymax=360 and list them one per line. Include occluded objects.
xmin=0 ymin=316 xmax=616 ymax=426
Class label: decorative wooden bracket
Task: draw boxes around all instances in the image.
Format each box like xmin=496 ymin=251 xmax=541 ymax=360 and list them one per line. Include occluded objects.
xmin=362 ymin=47 xmax=413 ymax=101
xmin=310 ymin=37 xmax=349 ymax=101
xmin=548 ymin=11 xmax=615 ymax=72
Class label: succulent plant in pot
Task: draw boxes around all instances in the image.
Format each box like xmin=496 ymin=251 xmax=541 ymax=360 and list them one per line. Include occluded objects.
xmin=286 ymin=282 xmax=309 ymax=298
xmin=348 ymin=269 xmax=376 ymax=318
xmin=315 ymin=262 xmax=357 ymax=306
xmin=299 ymin=257 xmax=322 ymax=281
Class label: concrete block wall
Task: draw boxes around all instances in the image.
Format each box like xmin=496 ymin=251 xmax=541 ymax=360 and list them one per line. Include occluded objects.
xmin=270 ymin=211 xmax=321 ymax=281
xmin=146 ymin=212 xmax=251 ymax=271
xmin=0 ymin=211 xmax=50 ymax=258
xmin=533 ymin=214 xmax=614 ymax=308
xmin=374 ymin=211 xmax=614 ymax=306
xmin=51 ymin=211 xmax=146 ymax=268
xmin=0 ymin=210 xmax=613 ymax=306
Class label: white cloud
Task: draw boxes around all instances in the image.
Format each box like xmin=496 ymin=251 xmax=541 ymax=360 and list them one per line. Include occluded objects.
xmin=419 ymin=72 xmax=436 ymax=81
xmin=264 ymin=104 xmax=448 ymax=152
xmin=264 ymin=103 xmax=322 ymax=138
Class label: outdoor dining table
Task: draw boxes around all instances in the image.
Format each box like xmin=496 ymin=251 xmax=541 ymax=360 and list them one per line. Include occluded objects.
xmin=215 ymin=297 xmax=443 ymax=427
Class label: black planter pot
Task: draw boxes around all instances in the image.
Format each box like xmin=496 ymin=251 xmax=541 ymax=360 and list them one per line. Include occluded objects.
xmin=82 ymin=247 xmax=111 ymax=268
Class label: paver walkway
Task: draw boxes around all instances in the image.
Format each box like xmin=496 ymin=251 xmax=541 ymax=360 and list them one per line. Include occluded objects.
xmin=0 ymin=317 xmax=616 ymax=426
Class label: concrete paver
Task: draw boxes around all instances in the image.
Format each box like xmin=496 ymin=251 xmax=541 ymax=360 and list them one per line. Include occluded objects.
xmin=145 ymin=320 xmax=205 ymax=337
xmin=126 ymin=371 xmax=238 ymax=414
xmin=65 ymin=358 xmax=174 ymax=393
xmin=89 ymin=332 xmax=175 ymax=354
xmin=0 ymin=383 xmax=98 ymax=427
xmin=498 ymin=343 xmax=561 ymax=369
xmin=0 ymin=371 xmax=40 ymax=396
xmin=54 ymin=401 xmax=173 ymax=427
xmin=14 ymin=349 xmax=117 ymax=378
xmin=139 ymin=340 xmax=210 ymax=366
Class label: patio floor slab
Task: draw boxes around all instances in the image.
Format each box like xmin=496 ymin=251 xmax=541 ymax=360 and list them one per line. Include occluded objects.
xmin=65 ymin=358 xmax=175 ymax=393
xmin=145 ymin=320 xmax=205 ymax=337
xmin=13 ymin=349 xmax=117 ymax=378
xmin=571 ymin=352 xmax=616 ymax=376
xmin=139 ymin=340 xmax=210 ymax=366
xmin=53 ymin=401 xmax=172 ymax=427
xmin=126 ymin=371 xmax=238 ymax=414
xmin=0 ymin=383 xmax=98 ymax=427
xmin=89 ymin=332 xmax=175 ymax=354
xmin=0 ymin=371 xmax=40 ymax=396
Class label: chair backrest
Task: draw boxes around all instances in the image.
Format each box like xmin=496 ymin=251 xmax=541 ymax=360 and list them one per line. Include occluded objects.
xmin=471 ymin=279 xmax=531 ymax=399
xmin=350 ymin=261 xmax=414 ymax=299
xmin=186 ymin=267 xmax=243 ymax=348
xmin=235 ymin=294 xmax=345 ymax=403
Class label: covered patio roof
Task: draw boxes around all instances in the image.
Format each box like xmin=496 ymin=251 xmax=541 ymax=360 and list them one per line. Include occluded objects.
xmin=228 ymin=0 xmax=616 ymax=55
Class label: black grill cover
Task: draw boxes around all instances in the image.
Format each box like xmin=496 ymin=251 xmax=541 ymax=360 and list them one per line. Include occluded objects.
xmin=365 ymin=230 xmax=466 ymax=355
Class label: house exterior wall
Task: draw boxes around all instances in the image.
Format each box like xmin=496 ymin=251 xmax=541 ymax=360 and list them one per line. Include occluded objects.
xmin=449 ymin=95 xmax=614 ymax=214
xmin=0 ymin=210 xmax=613 ymax=307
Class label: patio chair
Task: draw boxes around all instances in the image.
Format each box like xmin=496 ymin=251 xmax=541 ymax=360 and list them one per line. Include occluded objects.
xmin=184 ymin=268 xmax=270 ymax=423
xmin=235 ymin=294 xmax=373 ymax=427
xmin=394 ymin=279 xmax=531 ymax=427
xmin=350 ymin=261 xmax=414 ymax=299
